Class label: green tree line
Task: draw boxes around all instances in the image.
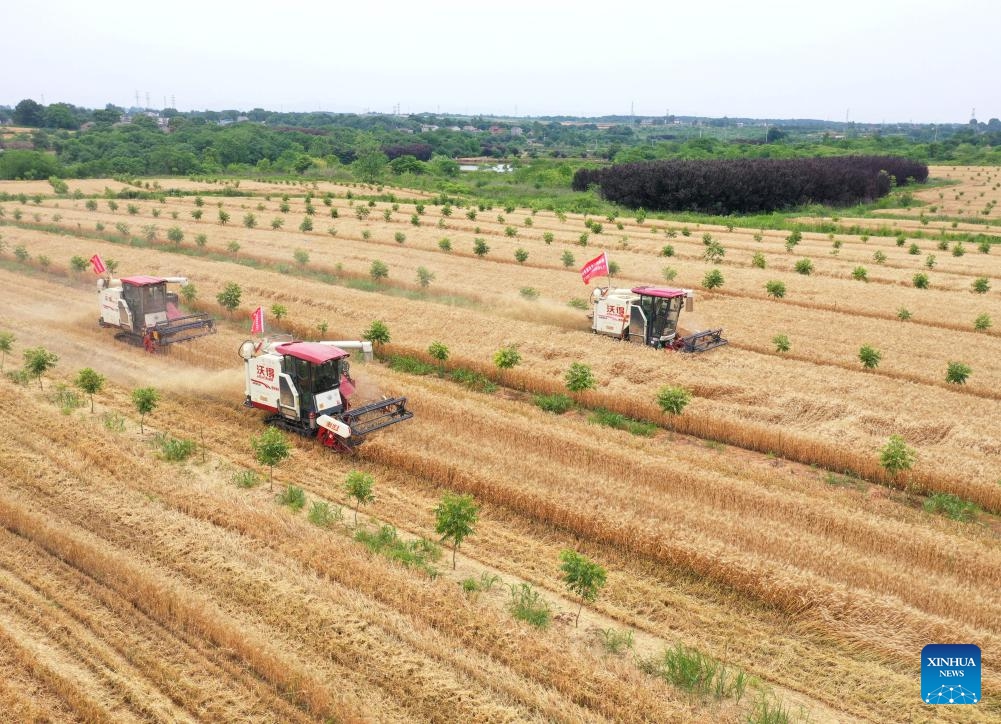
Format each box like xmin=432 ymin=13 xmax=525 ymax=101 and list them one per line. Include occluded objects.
xmin=3 ymin=98 xmax=1000 ymax=182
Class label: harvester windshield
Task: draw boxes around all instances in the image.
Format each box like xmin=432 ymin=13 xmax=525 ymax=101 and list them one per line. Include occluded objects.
xmin=121 ymin=278 xmax=168 ymax=331
xmin=630 ymin=287 xmax=686 ymax=346
xmin=276 ymin=342 xmax=348 ymax=412
xmin=313 ymin=359 xmax=340 ymax=393
xmin=279 ymin=356 xmax=340 ymax=410
xmin=648 ymin=294 xmax=684 ymax=341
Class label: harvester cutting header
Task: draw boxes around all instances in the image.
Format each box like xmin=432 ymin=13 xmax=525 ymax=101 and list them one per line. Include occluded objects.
xmin=239 ymin=335 xmax=412 ymax=453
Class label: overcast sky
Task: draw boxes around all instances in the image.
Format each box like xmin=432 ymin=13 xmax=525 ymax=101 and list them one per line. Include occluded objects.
xmin=2 ymin=0 xmax=996 ymax=123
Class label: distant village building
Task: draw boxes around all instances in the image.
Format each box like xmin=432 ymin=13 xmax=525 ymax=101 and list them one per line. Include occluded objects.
xmin=510 ymin=126 xmax=523 ymax=136
xmin=118 ymin=111 xmax=170 ymax=131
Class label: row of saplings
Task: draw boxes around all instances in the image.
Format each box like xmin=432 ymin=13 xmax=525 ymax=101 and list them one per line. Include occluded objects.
xmin=770 ymin=335 xmax=975 ymax=385
xmin=231 ymin=419 xmax=792 ymax=711
xmin=357 ymin=320 xmax=695 ymax=420
xmin=359 ymin=322 xmax=976 ymax=523
xmin=73 ymin=371 xmax=779 ymax=707
xmin=248 ymin=425 xmax=605 ymax=630
xmin=0 ymin=338 xmax=162 ymax=432
xmin=0 ymin=327 xmax=969 ymax=522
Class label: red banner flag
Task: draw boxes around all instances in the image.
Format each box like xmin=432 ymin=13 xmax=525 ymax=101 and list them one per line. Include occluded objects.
xmin=251 ymin=306 xmax=265 ymax=335
xmin=90 ymin=254 xmax=106 ymax=275
xmin=580 ymin=251 xmax=609 ymax=284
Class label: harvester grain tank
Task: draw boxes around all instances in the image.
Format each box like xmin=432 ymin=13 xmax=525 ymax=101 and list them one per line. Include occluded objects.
xmin=98 ymin=275 xmax=215 ymax=351
xmin=589 ymin=285 xmax=727 ymax=352
xmin=239 ymin=336 xmax=412 ymax=452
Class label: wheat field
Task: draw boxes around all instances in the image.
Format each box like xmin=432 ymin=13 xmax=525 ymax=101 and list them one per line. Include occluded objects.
xmin=0 ymin=167 xmax=998 ymax=722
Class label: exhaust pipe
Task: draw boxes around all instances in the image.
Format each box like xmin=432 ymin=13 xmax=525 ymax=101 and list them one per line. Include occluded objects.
xmin=318 ymin=340 xmax=374 ymax=362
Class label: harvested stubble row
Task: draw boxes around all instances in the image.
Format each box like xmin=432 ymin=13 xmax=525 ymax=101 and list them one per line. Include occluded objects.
xmin=3 ymin=272 xmax=998 ymax=722
xmin=0 ymin=553 xmax=190 ymax=723
xmin=0 ymin=527 xmax=315 ymax=723
xmin=0 ymin=620 xmax=114 ymax=723
xmin=0 ymin=648 xmax=75 ymax=723
xmin=35 ymin=342 xmax=1001 ymax=723
xmin=39 ymin=284 xmax=1001 ymax=722
xmin=0 ymin=382 xmax=700 ymax=723
xmin=0 ymin=495 xmax=383 ymax=722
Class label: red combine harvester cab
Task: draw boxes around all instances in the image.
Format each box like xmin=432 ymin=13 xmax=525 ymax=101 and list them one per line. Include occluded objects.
xmin=240 ymin=336 xmax=412 ymax=452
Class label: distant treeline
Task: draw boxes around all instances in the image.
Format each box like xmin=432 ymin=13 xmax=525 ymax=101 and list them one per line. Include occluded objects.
xmin=571 ymin=156 xmax=929 ymax=214
xmin=2 ymin=98 xmax=1001 ymax=184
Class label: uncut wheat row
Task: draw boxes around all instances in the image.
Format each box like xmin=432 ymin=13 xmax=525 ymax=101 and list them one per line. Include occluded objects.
xmin=1 ymin=230 xmax=998 ymax=505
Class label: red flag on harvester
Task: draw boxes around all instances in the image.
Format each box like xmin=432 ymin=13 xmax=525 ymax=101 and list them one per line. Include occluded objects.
xmin=580 ymin=251 xmax=609 ymax=284
xmin=251 ymin=306 xmax=265 ymax=335
xmin=90 ymin=254 xmax=106 ymax=275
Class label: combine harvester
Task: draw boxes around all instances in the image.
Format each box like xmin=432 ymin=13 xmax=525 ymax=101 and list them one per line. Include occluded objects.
xmin=588 ymin=286 xmax=727 ymax=353
xmin=98 ymin=275 xmax=215 ymax=352
xmin=239 ymin=336 xmax=413 ymax=453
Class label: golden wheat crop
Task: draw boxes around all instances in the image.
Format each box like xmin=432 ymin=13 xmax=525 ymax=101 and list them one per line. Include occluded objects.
xmin=3 ymin=224 xmax=1000 ymax=503
xmin=2 ymin=171 xmax=1000 ymax=722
